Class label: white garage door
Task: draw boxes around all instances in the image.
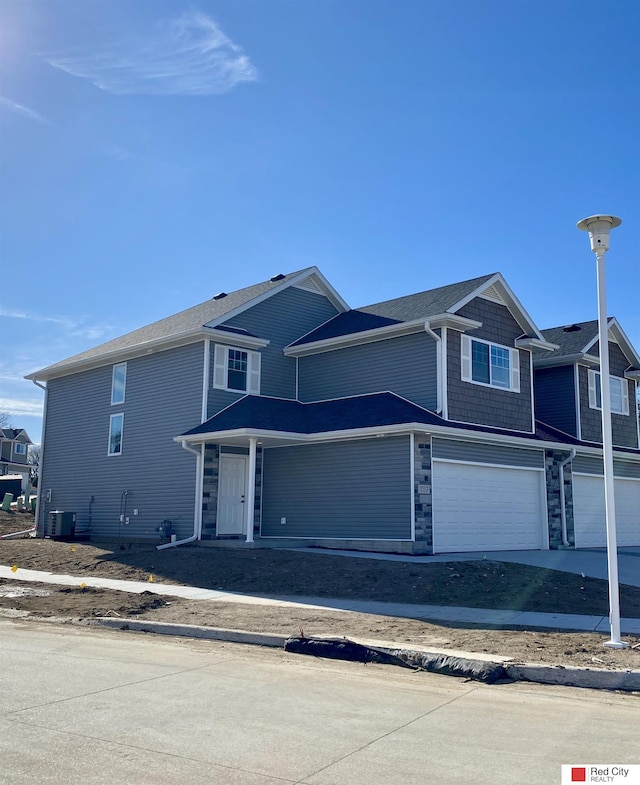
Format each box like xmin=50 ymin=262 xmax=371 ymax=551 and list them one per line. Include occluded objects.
xmin=432 ymin=461 xmax=546 ymax=554
xmin=573 ymin=474 xmax=640 ymax=548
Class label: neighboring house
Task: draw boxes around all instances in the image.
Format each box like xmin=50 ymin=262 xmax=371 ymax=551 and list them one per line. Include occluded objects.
xmin=27 ymin=268 xmax=640 ymax=553
xmin=0 ymin=428 xmax=33 ymax=494
xmin=533 ymin=320 xmax=640 ymax=549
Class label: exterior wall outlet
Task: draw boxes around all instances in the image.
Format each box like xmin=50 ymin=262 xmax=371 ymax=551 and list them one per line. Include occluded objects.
xmin=133 ymin=509 xmax=138 ymax=515
xmin=280 ymin=516 xmax=286 ymax=525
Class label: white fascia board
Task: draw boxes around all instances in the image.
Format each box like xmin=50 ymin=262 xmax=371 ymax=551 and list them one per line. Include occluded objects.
xmin=515 ymin=337 xmax=560 ymax=352
xmin=283 ymin=318 xmax=428 ymax=357
xmin=580 ymin=318 xmax=640 ymax=368
xmin=26 ymin=328 xmax=268 ymax=382
xmin=447 ymin=273 xmax=546 ymax=341
xmin=624 ymin=369 xmax=640 ymax=380
xmin=205 ymin=268 xmax=349 ymax=331
xmin=424 ymin=314 xmax=482 ymax=332
xmin=174 ymin=419 xmax=623 ymax=455
xmin=202 ymin=328 xmax=269 ymax=349
xmin=533 ymin=354 xmax=599 ymax=369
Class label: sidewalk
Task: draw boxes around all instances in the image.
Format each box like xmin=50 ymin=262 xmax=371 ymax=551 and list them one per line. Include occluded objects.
xmin=2 ymin=564 xmax=639 ymax=634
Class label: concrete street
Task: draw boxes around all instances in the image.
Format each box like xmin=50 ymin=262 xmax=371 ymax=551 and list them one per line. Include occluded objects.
xmin=1 ymin=620 xmax=639 ymax=785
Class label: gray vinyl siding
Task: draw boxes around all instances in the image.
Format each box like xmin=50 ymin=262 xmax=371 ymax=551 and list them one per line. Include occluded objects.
xmin=298 ymin=332 xmax=438 ymax=409
xmin=220 ymin=287 xmax=339 ymax=402
xmin=533 ymin=366 xmax=577 ymax=436
xmin=261 ymin=436 xmax=411 ymax=539
xmin=207 ymin=385 xmax=245 ymax=420
xmin=573 ymin=455 xmax=640 ymax=479
xmin=432 ymin=438 xmax=544 ymax=468
xmin=39 ymin=342 xmax=203 ymax=540
xmin=447 ymin=328 xmax=533 ymax=432
xmin=578 ymin=362 xmax=638 ymax=449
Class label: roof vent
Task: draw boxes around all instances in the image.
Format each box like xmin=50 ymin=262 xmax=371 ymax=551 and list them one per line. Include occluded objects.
xmin=563 ymin=324 xmax=581 ymax=332
xmin=270 ymin=273 xmax=286 ymax=282
xmin=213 ymin=292 xmax=227 ymax=300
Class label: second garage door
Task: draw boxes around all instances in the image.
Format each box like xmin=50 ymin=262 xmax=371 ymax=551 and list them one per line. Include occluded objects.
xmin=573 ymin=474 xmax=640 ymax=548
xmin=432 ymin=460 xmax=547 ymax=554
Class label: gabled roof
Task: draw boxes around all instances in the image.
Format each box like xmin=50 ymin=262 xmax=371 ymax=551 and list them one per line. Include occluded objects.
xmin=289 ymin=272 xmax=549 ymax=350
xmin=0 ymin=428 xmax=32 ymax=444
xmin=537 ymin=318 xmax=640 ymax=368
xmin=27 ymin=267 xmax=348 ymax=381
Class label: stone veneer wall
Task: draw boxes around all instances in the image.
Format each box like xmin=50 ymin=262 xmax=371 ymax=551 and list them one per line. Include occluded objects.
xmin=201 ymin=444 xmax=220 ymax=540
xmin=200 ymin=445 xmax=262 ymax=541
xmin=413 ymin=437 xmax=433 ymax=554
xmin=545 ymin=449 xmax=575 ymax=549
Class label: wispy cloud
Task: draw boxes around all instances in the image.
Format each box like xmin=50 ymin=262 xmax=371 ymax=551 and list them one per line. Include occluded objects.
xmin=0 ymin=308 xmax=117 ymax=342
xmin=0 ymin=95 xmax=51 ymax=125
xmin=0 ymin=397 xmax=44 ymax=418
xmin=44 ymin=12 xmax=258 ymax=96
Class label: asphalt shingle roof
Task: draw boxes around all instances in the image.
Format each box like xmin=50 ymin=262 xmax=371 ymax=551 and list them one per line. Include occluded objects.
xmin=538 ymin=319 xmax=599 ymax=358
xmin=33 ymin=269 xmax=313 ymax=376
xmin=181 ymin=392 xmax=587 ymax=448
xmin=292 ymin=273 xmax=496 ymax=345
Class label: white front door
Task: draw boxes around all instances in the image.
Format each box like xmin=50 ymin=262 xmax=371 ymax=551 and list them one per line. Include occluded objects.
xmin=217 ymin=455 xmax=247 ymax=535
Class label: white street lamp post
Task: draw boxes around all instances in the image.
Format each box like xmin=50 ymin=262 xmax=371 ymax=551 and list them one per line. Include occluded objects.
xmin=577 ymin=214 xmax=628 ymax=649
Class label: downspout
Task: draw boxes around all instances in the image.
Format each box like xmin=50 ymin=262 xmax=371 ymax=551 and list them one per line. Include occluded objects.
xmin=157 ymin=441 xmax=203 ymax=550
xmin=423 ymin=321 xmax=443 ymax=415
xmin=558 ymin=448 xmax=576 ymax=547
xmin=32 ymin=379 xmax=47 ymax=536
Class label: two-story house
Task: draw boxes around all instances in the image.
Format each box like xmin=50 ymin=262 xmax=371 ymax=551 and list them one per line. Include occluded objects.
xmin=0 ymin=428 xmax=33 ymax=497
xmin=27 ymin=267 xmax=640 ymax=553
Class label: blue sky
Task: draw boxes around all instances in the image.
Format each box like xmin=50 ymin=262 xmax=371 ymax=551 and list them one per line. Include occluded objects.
xmin=1 ymin=0 xmax=639 ymax=444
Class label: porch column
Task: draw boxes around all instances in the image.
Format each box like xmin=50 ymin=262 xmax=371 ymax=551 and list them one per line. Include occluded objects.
xmin=246 ymin=438 xmax=257 ymax=543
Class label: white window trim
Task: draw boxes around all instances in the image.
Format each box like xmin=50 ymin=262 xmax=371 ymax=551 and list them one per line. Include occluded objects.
xmin=108 ymin=413 xmax=124 ymax=456
xmin=14 ymin=443 xmax=27 ymax=455
xmin=588 ymin=369 xmax=629 ymax=416
xmin=461 ymin=335 xmax=520 ymax=393
xmin=111 ymin=362 xmax=127 ymax=405
xmin=213 ymin=344 xmax=261 ymax=395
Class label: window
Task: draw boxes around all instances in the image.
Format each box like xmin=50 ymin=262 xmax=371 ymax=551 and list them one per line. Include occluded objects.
xmin=14 ymin=443 xmax=26 ymax=455
xmin=588 ymin=370 xmax=629 ymax=415
xmin=461 ymin=335 xmax=520 ymax=392
xmin=111 ymin=363 xmax=127 ymax=405
xmin=108 ymin=413 xmax=124 ymax=455
xmin=213 ymin=345 xmax=261 ymax=394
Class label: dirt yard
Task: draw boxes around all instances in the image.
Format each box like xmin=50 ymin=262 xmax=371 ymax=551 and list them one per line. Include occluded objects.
xmin=2 ymin=511 xmax=639 ymax=671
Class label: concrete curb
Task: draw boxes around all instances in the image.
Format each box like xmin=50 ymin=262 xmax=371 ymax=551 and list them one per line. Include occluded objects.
xmin=90 ymin=617 xmax=287 ymax=648
xmin=88 ymin=617 xmax=640 ymax=692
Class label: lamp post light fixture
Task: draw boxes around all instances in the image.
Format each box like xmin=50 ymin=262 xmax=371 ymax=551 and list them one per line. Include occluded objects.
xmin=576 ymin=214 xmax=628 ymax=649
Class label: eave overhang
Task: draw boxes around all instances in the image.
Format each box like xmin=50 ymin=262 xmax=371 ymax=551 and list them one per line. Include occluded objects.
xmin=284 ymin=315 xmax=482 ymax=357
xmin=174 ymin=420 xmax=640 ymax=459
xmin=533 ymin=353 xmax=601 ymax=369
xmin=515 ymin=337 xmax=560 ymax=352
xmin=26 ymin=327 xmax=270 ymax=382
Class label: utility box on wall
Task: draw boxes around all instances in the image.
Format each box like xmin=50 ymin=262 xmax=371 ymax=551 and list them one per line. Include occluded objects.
xmin=47 ymin=511 xmax=76 ymax=539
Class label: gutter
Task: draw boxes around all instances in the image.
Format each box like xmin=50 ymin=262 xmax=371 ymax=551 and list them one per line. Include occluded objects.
xmin=558 ymin=448 xmax=577 ymax=547
xmin=157 ymin=442 xmax=203 ymax=550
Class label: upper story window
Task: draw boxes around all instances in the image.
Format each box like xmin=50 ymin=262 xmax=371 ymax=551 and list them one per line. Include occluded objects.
xmin=588 ymin=369 xmax=629 ymax=415
xmin=111 ymin=363 xmax=127 ymax=405
xmin=108 ymin=413 xmax=124 ymax=456
xmin=213 ymin=345 xmax=261 ymax=394
xmin=461 ymin=335 xmax=520 ymax=393
xmin=14 ymin=443 xmax=26 ymax=455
